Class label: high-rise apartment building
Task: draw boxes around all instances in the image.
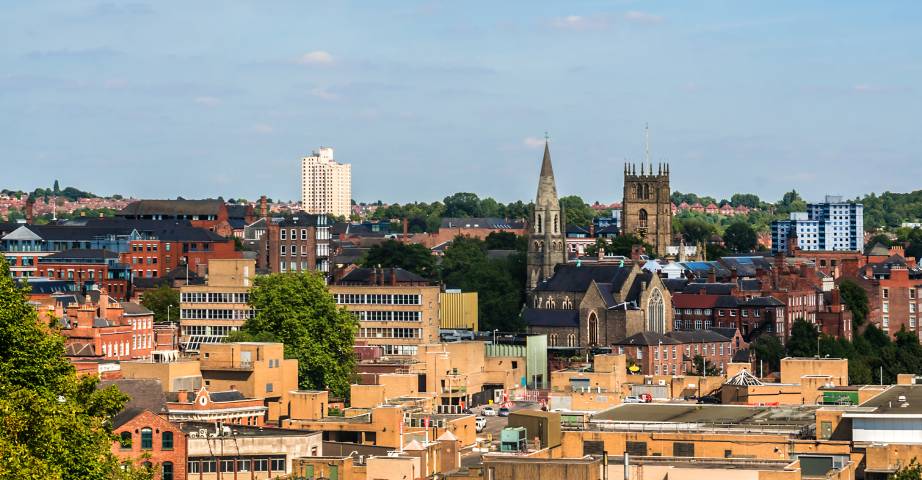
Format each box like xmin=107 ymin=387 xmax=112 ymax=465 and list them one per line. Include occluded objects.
xmin=771 ymin=195 xmax=864 ymax=254
xmin=300 ymin=147 xmax=351 ymax=218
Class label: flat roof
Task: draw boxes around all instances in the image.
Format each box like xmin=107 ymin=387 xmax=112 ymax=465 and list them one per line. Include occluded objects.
xmin=846 ymin=385 xmax=922 ymax=416
xmin=181 ymin=422 xmax=319 ymax=438
xmin=593 ymin=403 xmax=817 ymax=427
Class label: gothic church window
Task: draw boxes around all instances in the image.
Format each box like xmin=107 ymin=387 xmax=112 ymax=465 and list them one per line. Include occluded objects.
xmin=537 ymin=214 xmax=543 ymax=233
xmin=646 ymin=288 xmax=666 ymax=333
xmin=639 ymin=209 xmax=648 ymax=228
xmin=588 ymin=312 xmax=599 ymax=345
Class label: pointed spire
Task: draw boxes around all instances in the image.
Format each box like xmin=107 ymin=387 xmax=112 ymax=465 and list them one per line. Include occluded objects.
xmin=540 ymin=137 xmax=554 ymax=178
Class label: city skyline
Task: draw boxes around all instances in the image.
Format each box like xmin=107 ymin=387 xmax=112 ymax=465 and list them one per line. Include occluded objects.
xmin=2 ymin=1 xmax=920 ymax=204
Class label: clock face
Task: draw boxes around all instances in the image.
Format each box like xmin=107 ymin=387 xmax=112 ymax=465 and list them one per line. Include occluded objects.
xmin=199 ymin=396 xmax=208 ymax=406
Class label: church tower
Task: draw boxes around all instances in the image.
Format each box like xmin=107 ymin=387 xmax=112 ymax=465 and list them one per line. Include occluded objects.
xmin=527 ymin=141 xmax=566 ymax=290
xmin=622 ymin=162 xmax=672 ymax=256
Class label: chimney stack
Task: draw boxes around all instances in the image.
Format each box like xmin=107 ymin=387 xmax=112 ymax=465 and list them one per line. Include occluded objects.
xmin=370 ymin=268 xmax=378 ymax=286
xmin=390 ymin=268 xmax=398 ymax=286
xmin=402 ymin=218 xmax=409 ymax=240
xmin=259 ymin=195 xmax=268 ymax=219
xmin=25 ymin=197 xmax=34 ymax=224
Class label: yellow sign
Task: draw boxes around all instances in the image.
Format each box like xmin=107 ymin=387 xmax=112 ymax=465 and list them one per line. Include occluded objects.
xmin=628 ymin=365 xmax=640 ymax=372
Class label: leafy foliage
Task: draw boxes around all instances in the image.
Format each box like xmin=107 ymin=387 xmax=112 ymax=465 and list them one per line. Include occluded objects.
xmin=785 ymin=319 xmax=819 ymax=358
xmin=723 ymin=221 xmax=758 ymax=253
xmin=890 ymin=458 xmax=922 ymax=480
xmin=839 ymin=278 xmax=869 ymax=328
xmin=241 ymin=272 xmax=358 ymax=397
xmin=559 ymin=195 xmax=596 ymax=227
xmin=361 ymin=240 xmax=437 ymax=279
xmin=440 ymin=236 xmax=526 ymax=332
xmin=690 ymin=355 xmax=721 ymax=376
xmin=751 ymin=334 xmax=784 ymax=373
xmin=673 ymin=217 xmax=716 ymax=244
xmin=140 ymin=286 xmax=180 ymax=324
xmin=0 ymin=258 xmax=151 ymax=479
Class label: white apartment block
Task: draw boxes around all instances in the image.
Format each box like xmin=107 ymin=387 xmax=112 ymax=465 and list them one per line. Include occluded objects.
xmin=300 ymin=146 xmax=351 ymax=218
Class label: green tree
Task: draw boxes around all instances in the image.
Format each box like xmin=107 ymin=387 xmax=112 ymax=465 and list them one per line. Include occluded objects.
xmin=786 ymin=319 xmax=819 ymax=358
xmin=751 ymin=334 xmax=784 ymax=373
xmin=730 ymin=193 xmax=761 ymax=208
xmin=674 ymin=217 xmax=716 ymax=245
xmin=777 ymin=190 xmax=807 ymax=214
xmin=607 ymin=235 xmax=655 ymax=258
xmin=690 ymin=355 xmax=720 ymax=376
xmin=442 ymin=192 xmax=483 ymax=218
xmin=362 ymin=240 xmax=437 ymax=279
xmin=723 ymin=221 xmax=758 ymax=253
xmin=890 ymin=458 xmax=922 ymax=480
xmin=839 ymin=278 xmax=869 ymax=327
xmin=484 ymin=231 xmax=525 ymax=251
xmin=140 ymin=285 xmax=180 ymax=324
xmin=559 ymin=195 xmax=595 ymax=227
xmin=441 ymin=236 xmax=525 ymax=332
xmin=0 ymin=258 xmax=151 ymax=479
xmin=241 ymin=272 xmax=358 ymax=397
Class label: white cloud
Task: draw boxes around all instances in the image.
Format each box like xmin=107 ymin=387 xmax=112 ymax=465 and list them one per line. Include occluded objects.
xmin=550 ymin=14 xmax=610 ymax=31
xmin=310 ymin=87 xmax=340 ymax=101
xmin=296 ymin=50 xmax=334 ymax=65
xmin=194 ymin=96 xmax=221 ymax=107
xmin=624 ymin=11 xmax=663 ymax=24
xmin=252 ymin=124 xmax=274 ymax=134
xmin=522 ymin=136 xmax=546 ymax=149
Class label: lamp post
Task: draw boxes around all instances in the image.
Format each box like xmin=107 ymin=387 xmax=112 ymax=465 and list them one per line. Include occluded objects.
xmin=167 ymin=304 xmax=172 ymax=325
xmin=493 ymin=329 xmax=499 ymax=345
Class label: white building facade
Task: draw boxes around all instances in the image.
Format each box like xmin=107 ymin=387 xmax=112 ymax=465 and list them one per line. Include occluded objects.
xmin=300 ymin=146 xmax=352 ymax=218
xmin=771 ymin=195 xmax=863 ymax=254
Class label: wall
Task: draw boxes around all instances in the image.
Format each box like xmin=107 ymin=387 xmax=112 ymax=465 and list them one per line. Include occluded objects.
xmin=120 ymin=360 xmax=202 ymax=392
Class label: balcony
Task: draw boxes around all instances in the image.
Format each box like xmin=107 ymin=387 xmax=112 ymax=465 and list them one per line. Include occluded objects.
xmin=199 ymin=360 xmax=254 ymax=371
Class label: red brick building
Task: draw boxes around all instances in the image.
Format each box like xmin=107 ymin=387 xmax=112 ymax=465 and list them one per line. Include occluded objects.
xmin=51 ymin=289 xmax=154 ymax=361
xmin=856 ymin=256 xmax=922 ymax=338
xmin=35 ymin=249 xmax=132 ymax=300
xmin=613 ymin=330 xmax=741 ymax=376
xmin=121 ymin=228 xmax=240 ymax=281
xmin=112 ymin=409 xmax=186 ymax=480
xmin=118 ymin=199 xmax=233 ymax=237
xmin=257 ymin=214 xmax=331 ymax=274
xmin=166 ymin=387 xmax=268 ymax=426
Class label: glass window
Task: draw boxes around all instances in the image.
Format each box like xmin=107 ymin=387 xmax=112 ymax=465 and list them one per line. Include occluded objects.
xmin=162 ymin=462 xmax=174 ymax=480
xmin=119 ymin=431 xmax=132 ymax=449
xmin=140 ymin=427 xmax=153 ymax=449
xmin=162 ymin=431 xmax=173 ymax=450
xmin=271 ymin=458 xmax=286 ymax=472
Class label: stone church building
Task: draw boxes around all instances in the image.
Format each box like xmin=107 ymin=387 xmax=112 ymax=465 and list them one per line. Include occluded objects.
xmin=621 ymin=163 xmax=672 ymax=257
xmin=526 ymin=141 xmax=567 ymax=290
xmin=524 ymin=263 xmax=673 ymax=349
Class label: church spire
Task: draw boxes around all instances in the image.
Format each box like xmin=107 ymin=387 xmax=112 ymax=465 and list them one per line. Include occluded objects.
xmin=540 ymin=137 xmax=554 ymax=178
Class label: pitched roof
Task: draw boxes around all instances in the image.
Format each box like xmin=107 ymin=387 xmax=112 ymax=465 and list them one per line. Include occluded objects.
xmin=536 ymin=264 xmax=632 ymax=293
xmin=120 ymin=302 xmax=153 ymax=316
xmin=41 ymin=249 xmax=119 ymax=260
xmin=100 ymin=379 xmax=167 ymax=417
xmin=667 ymin=330 xmax=734 ymax=343
xmin=440 ymin=218 xmax=525 ymax=229
xmin=708 ymin=327 xmax=740 ymax=340
xmin=672 ymin=293 xmax=721 ymax=309
xmin=684 ymin=282 xmax=736 ymax=295
xmin=739 ymin=296 xmax=785 ymax=307
xmin=865 ymin=242 xmax=890 ymax=256
xmin=613 ymin=331 xmax=679 ymax=346
xmin=523 ymin=308 xmax=579 ymax=327
xmin=119 ymin=199 xmax=224 ymax=217
xmin=540 ymin=141 xmax=554 ymax=177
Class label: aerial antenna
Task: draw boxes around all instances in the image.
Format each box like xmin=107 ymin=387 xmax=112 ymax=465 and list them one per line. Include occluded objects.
xmin=544 ymin=131 xmax=549 ymax=143
xmin=644 ymin=123 xmax=650 ymax=164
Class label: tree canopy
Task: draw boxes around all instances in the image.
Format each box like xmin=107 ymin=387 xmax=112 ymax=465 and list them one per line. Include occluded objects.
xmin=0 ymin=258 xmax=150 ymax=479
xmin=723 ymin=221 xmax=758 ymax=252
xmin=240 ymin=272 xmax=358 ymax=398
xmin=559 ymin=195 xmax=596 ymax=227
xmin=362 ymin=240 xmax=437 ymax=279
xmin=140 ymin=285 xmax=180 ymax=324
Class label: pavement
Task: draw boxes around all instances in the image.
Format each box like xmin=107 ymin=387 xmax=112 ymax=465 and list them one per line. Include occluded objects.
xmin=460 ymin=401 xmax=539 ymax=469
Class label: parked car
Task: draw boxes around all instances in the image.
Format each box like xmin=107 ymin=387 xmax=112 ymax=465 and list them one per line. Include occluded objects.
xmin=481 ymin=406 xmax=497 ymax=416
xmin=498 ymin=407 xmax=510 ymax=417
xmin=698 ymin=395 xmax=721 ymax=404
xmin=475 ymin=416 xmax=487 ymax=432
xmin=623 ymin=396 xmax=644 ymax=404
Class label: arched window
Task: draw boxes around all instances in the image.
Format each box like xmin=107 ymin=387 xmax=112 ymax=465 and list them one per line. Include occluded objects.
xmin=567 ymin=334 xmax=576 ymax=347
xmin=537 ymin=214 xmax=543 ymax=234
xmin=588 ymin=312 xmax=599 ymax=346
xmin=162 ymin=431 xmax=173 ymax=450
xmin=646 ymin=288 xmax=665 ymax=333
xmin=140 ymin=427 xmax=153 ymax=450
xmin=549 ymin=334 xmax=558 ymax=346
xmin=119 ymin=431 xmax=132 ymax=449
xmin=162 ymin=462 xmax=174 ymax=480
xmin=638 ymin=209 xmax=648 ymax=228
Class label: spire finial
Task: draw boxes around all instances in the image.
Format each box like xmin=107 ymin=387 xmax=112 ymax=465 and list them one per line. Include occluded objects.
xmin=544 ymin=131 xmax=549 ymax=143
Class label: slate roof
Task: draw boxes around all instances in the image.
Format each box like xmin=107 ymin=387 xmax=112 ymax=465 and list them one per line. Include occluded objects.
xmin=100 ymin=378 xmax=168 ymax=420
xmin=612 ymin=331 xmax=679 ymax=346
xmin=121 ymin=302 xmax=153 ymax=316
xmin=41 ymin=249 xmax=119 ymax=260
xmin=21 ymin=279 xmax=77 ymax=294
xmin=118 ymin=199 xmax=225 ymax=217
xmin=719 ymin=256 xmax=773 ymax=276
xmin=440 ymin=217 xmax=525 ymax=229
xmin=667 ymin=330 xmax=734 ymax=344
xmin=708 ymin=327 xmax=739 ymax=340
xmin=739 ymin=297 xmax=785 ymax=307
xmin=523 ymin=308 xmax=579 ymax=327
xmin=536 ymin=264 xmax=632 ymax=293
xmin=864 ymin=242 xmax=891 ymax=256
xmin=597 ymin=225 xmax=620 ymax=236
xmin=684 ymin=283 xmax=736 ymax=295
xmin=337 ymin=267 xmax=430 ymax=284
xmin=210 ymin=390 xmax=247 ymax=402
xmin=662 ymin=278 xmax=689 ymax=293
xmin=226 ymin=204 xmax=250 ymax=219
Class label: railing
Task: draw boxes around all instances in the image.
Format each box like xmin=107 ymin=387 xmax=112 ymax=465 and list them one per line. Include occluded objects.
xmin=563 ymin=421 xmax=810 ymax=437
xmin=199 ymin=360 xmax=254 ymax=370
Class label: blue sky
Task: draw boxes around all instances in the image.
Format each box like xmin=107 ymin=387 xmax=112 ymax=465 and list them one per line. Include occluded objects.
xmin=2 ymin=1 xmax=920 ymax=205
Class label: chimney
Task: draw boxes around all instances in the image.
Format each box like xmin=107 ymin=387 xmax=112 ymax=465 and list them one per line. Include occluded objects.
xmin=730 ymin=267 xmax=738 ymax=283
xmin=787 ymin=233 xmax=798 ymax=257
xmin=402 ymin=218 xmax=409 ymax=241
xmin=589 ymin=224 xmax=595 ymax=237
xmin=25 ymin=197 xmax=34 ymax=224
xmin=390 ymin=268 xmax=398 ymax=286
xmin=370 ymin=268 xmax=378 ymax=286
xmin=707 ymin=268 xmax=717 ymax=283
xmin=259 ymin=195 xmax=268 ymax=219
xmin=98 ymin=288 xmax=110 ymax=322
xmin=177 ymin=390 xmax=189 ymax=403
xmin=831 ymin=288 xmax=842 ymax=313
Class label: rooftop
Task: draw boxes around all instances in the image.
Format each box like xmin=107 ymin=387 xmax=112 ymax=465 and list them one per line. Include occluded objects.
xmin=590 ymin=403 xmax=817 ymax=433
xmin=845 ymin=385 xmax=922 ymax=416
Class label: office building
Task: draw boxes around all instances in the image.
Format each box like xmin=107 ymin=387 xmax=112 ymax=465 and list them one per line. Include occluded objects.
xmin=179 ymin=259 xmax=255 ymax=352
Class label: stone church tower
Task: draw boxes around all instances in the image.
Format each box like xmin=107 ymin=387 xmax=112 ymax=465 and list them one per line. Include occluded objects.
xmin=622 ymin=163 xmax=672 ymax=256
xmin=527 ymin=142 xmax=566 ymax=290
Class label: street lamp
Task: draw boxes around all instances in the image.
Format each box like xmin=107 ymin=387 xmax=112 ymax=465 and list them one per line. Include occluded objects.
xmin=167 ymin=304 xmax=172 ymax=325
xmin=493 ymin=329 xmax=499 ymax=345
